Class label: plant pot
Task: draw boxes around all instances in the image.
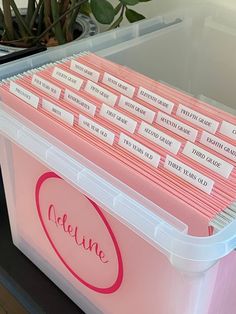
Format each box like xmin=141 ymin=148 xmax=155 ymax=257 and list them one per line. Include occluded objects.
xmin=0 ymin=9 xmax=98 ymax=54
xmin=75 ymin=13 xmax=98 ymax=40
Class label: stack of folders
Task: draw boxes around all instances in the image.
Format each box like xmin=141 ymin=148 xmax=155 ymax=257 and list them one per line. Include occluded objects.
xmin=1 ymin=52 xmax=236 ymax=236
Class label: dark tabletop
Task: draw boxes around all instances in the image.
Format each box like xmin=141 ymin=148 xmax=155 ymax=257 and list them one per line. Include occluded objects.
xmin=0 ymin=168 xmax=84 ymax=314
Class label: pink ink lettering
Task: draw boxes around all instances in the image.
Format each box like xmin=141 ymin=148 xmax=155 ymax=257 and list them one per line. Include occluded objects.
xmin=48 ymin=204 xmax=109 ymax=264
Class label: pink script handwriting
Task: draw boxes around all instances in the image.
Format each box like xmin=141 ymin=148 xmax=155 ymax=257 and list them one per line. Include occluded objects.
xmin=48 ymin=204 xmax=109 ymax=264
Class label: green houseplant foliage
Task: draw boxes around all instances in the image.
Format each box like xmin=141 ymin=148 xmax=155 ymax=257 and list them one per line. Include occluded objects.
xmin=0 ymin=0 xmax=152 ymax=48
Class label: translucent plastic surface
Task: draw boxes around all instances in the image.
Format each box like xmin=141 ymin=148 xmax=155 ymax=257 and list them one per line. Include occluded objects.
xmin=1 ymin=3 xmax=236 ymax=314
xmin=98 ymin=3 xmax=236 ymax=111
xmin=0 ymin=15 xmax=179 ymax=81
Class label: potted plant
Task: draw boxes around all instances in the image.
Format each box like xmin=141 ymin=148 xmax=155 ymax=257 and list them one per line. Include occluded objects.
xmin=0 ymin=0 xmax=152 ymax=49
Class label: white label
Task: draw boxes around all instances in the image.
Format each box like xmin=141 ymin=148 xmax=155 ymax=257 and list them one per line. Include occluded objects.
xmin=118 ymin=133 xmax=160 ymax=167
xmin=79 ymin=115 xmax=115 ymax=145
xmin=220 ymin=121 xmax=236 ymax=141
xmin=157 ymin=112 xmax=198 ymax=142
xmin=118 ymin=95 xmax=155 ymax=123
xmin=137 ymin=87 xmax=174 ymax=114
xmin=52 ymin=67 xmax=83 ymax=90
xmin=85 ymin=80 xmax=117 ymax=107
xmin=176 ymin=104 xmax=219 ymax=134
xmin=102 ymin=72 xmax=135 ymax=98
xmin=164 ymin=155 xmax=214 ymax=194
xmin=100 ymin=104 xmax=137 ymax=133
xmin=42 ymin=99 xmax=74 ymax=125
xmin=183 ymin=142 xmax=234 ymax=178
xmin=9 ymin=81 xmax=39 ymax=108
xmin=138 ymin=122 xmax=181 ymax=154
xmin=200 ymin=131 xmax=236 ymax=162
xmin=64 ymin=89 xmax=96 ymax=117
xmin=70 ymin=60 xmax=100 ymax=82
xmin=32 ymin=74 xmax=61 ymax=99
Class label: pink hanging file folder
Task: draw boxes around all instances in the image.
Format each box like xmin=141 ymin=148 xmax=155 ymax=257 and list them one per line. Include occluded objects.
xmin=1 ymin=52 xmax=236 ymax=236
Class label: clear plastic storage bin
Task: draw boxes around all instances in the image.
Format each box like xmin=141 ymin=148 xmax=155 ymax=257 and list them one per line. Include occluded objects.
xmin=98 ymin=2 xmax=236 ymax=111
xmin=1 ymin=3 xmax=236 ymax=314
xmin=0 ymin=14 xmax=179 ymax=80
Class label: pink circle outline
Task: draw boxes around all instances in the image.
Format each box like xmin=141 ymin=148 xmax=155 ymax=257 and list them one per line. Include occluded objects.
xmin=35 ymin=171 xmax=123 ymax=294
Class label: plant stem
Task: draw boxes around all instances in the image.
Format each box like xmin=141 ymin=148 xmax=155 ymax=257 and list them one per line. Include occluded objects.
xmin=118 ymin=4 xmax=125 ymax=27
xmin=59 ymin=0 xmax=70 ymax=16
xmin=108 ymin=15 xmax=123 ymax=30
xmin=120 ymin=5 xmax=125 ymax=17
xmin=44 ymin=0 xmax=51 ymax=29
xmin=0 ymin=35 xmax=37 ymax=48
xmin=2 ymin=0 xmax=14 ymax=40
xmin=25 ymin=0 xmax=35 ymax=25
xmin=0 ymin=36 xmax=36 ymax=43
xmin=0 ymin=8 xmax=6 ymax=30
xmin=65 ymin=0 xmax=82 ymax=41
xmin=37 ymin=1 xmax=44 ymax=36
xmin=51 ymin=0 xmax=66 ymax=44
xmin=106 ymin=2 xmax=125 ymax=30
xmin=10 ymin=0 xmax=33 ymax=37
xmin=0 ymin=8 xmax=9 ymax=41
xmin=29 ymin=0 xmax=43 ymax=30
xmin=59 ymin=0 xmax=70 ymax=27
xmin=34 ymin=0 xmax=87 ymax=44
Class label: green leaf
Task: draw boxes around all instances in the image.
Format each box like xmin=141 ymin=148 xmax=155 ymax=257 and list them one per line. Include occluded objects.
xmin=91 ymin=0 xmax=115 ymax=24
xmin=125 ymin=8 xmax=145 ymax=23
xmin=120 ymin=0 xmax=139 ymax=6
xmin=114 ymin=3 xmax=122 ymax=15
xmin=80 ymin=2 xmax=92 ymax=16
xmin=138 ymin=0 xmax=152 ymax=2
